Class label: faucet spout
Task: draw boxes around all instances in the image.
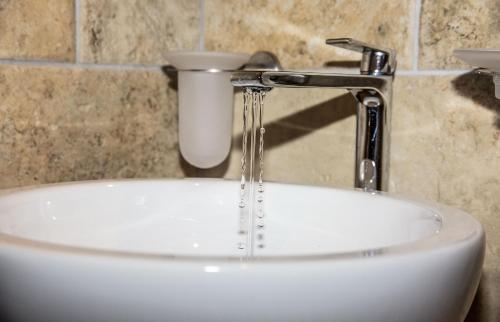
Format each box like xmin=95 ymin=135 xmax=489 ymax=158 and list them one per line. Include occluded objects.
xmin=232 ymin=70 xmax=391 ymax=101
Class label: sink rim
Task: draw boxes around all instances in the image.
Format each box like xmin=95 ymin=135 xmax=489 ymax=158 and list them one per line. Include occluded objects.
xmin=0 ymin=178 xmax=484 ymax=264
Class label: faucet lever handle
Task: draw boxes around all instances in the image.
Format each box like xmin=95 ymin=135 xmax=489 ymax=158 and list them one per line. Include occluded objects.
xmin=326 ymin=38 xmax=396 ymax=75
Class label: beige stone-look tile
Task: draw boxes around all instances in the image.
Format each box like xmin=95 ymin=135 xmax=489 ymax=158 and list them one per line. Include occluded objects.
xmin=0 ymin=0 xmax=74 ymax=61
xmin=391 ymin=75 xmax=500 ymax=320
xmin=420 ymin=0 xmax=500 ymax=69
xmin=206 ymin=0 xmax=414 ymax=70
xmin=80 ymin=0 xmax=200 ymax=64
xmin=213 ymin=88 xmax=357 ymax=187
xmin=0 ymin=65 xmax=181 ymax=188
xmin=391 ymin=75 xmax=500 ymax=223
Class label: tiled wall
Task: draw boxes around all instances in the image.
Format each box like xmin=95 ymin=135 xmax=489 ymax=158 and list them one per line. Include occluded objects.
xmin=0 ymin=0 xmax=498 ymax=320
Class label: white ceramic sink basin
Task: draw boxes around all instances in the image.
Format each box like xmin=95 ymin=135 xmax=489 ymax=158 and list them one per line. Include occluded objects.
xmin=0 ymin=179 xmax=484 ymax=322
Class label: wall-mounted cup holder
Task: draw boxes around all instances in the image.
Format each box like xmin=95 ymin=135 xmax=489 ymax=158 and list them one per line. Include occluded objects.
xmin=165 ymin=51 xmax=250 ymax=168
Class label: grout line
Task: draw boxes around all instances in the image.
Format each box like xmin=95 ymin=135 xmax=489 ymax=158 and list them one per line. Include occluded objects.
xmin=413 ymin=0 xmax=422 ymax=71
xmin=397 ymin=69 xmax=471 ymax=76
xmin=75 ymin=0 xmax=81 ymax=63
xmin=0 ymin=59 xmax=470 ymax=75
xmin=198 ymin=0 xmax=205 ymax=51
xmin=0 ymin=59 xmax=163 ymax=72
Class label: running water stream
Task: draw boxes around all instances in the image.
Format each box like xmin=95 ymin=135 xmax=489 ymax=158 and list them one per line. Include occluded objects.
xmin=238 ymin=88 xmax=267 ymax=258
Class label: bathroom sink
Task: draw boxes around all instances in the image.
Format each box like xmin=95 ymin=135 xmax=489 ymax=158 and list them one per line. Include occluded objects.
xmin=0 ymin=179 xmax=484 ymax=322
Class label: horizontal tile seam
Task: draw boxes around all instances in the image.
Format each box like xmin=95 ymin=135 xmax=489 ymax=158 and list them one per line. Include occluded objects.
xmin=0 ymin=59 xmax=473 ymax=76
xmin=0 ymin=59 xmax=163 ymax=72
xmin=396 ymin=69 xmax=472 ymax=76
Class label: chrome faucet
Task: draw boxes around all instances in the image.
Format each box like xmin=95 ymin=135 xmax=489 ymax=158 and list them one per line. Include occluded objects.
xmin=231 ymin=38 xmax=396 ymax=191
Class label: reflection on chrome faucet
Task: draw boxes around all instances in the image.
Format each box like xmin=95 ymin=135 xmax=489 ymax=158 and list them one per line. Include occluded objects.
xmin=231 ymin=38 xmax=396 ymax=191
